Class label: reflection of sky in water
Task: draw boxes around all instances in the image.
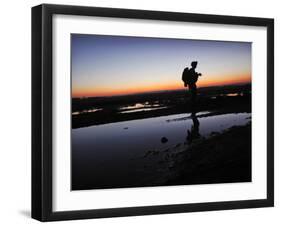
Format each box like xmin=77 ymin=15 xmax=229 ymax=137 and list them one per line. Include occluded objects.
xmin=73 ymin=102 xmax=166 ymax=116
xmin=72 ymin=108 xmax=102 ymax=115
xmin=120 ymin=106 xmax=167 ymax=114
xmin=119 ymin=102 xmax=163 ymax=113
xmin=209 ymin=93 xmax=246 ymax=99
xmin=119 ymin=103 xmax=146 ymax=110
xmin=72 ymin=112 xmax=251 ymax=168
xmin=226 ymin=93 xmax=240 ymax=96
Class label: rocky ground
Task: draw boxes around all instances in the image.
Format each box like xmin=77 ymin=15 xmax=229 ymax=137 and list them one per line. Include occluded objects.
xmin=138 ymin=123 xmax=252 ymax=186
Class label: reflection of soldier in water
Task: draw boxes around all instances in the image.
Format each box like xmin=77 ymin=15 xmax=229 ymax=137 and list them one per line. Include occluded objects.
xmin=186 ymin=113 xmax=201 ymax=145
xmin=182 ymin=61 xmax=202 ymax=113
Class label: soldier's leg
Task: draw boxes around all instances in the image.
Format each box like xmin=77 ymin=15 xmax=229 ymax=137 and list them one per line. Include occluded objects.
xmin=191 ymin=84 xmax=197 ymax=114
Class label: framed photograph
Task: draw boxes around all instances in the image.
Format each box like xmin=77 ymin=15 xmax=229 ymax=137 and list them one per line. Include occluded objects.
xmin=32 ymin=4 xmax=274 ymax=221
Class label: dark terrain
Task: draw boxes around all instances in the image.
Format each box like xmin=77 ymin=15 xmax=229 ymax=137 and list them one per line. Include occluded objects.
xmin=72 ymin=84 xmax=251 ymax=128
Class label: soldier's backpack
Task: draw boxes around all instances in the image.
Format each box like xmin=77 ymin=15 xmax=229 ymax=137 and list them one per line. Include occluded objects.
xmin=182 ymin=67 xmax=193 ymax=86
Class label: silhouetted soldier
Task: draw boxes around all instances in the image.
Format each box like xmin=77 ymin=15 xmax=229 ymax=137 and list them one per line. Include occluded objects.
xmin=182 ymin=61 xmax=202 ymax=113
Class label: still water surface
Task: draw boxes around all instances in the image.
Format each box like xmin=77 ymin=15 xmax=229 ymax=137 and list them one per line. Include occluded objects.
xmin=72 ymin=112 xmax=251 ymax=190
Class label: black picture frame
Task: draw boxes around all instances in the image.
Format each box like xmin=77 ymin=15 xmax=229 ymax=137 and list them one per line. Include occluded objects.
xmin=32 ymin=3 xmax=274 ymax=222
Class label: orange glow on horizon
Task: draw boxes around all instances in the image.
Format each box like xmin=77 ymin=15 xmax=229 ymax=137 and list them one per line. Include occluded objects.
xmin=197 ymin=73 xmax=251 ymax=88
xmin=72 ymin=73 xmax=251 ymax=98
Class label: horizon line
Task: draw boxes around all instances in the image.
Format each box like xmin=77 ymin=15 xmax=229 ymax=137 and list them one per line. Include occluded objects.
xmin=72 ymin=82 xmax=251 ymax=99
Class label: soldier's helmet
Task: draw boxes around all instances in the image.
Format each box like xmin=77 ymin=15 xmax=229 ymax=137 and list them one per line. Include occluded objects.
xmin=191 ymin=61 xmax=198 ymax=68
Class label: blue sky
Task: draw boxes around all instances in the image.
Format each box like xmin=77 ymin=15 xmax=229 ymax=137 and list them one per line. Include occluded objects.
xmin=71 ymin=34 xmax=251 ymax=97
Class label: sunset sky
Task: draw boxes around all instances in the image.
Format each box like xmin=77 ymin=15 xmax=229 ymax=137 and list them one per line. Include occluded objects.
xmin=71 ymin=34 xmax=251 ymax=98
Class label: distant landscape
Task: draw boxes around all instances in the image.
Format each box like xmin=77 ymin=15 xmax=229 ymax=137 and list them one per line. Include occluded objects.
xmin=72 ymin=83 xmax=251 ymax=128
